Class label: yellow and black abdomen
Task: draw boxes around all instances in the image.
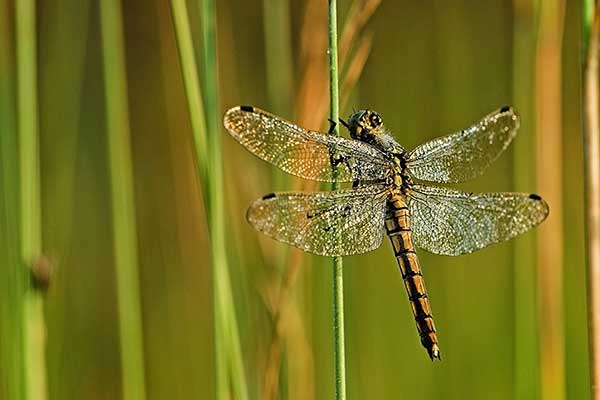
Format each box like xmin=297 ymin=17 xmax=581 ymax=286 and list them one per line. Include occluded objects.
xmin=385 ymin=193 xmax=441 ymax=360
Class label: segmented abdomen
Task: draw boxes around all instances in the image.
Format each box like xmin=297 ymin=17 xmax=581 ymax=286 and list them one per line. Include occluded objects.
xmin=385 ymin=194 xmax=441 ymax=360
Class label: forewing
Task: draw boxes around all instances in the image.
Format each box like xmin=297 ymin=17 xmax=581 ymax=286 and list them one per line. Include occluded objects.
xmin=224 ymin=106 xmax=392 ymax=182
xmin=247 ymin=185 xmax=390 ymax=256
xmin=407 ymin=184 xmax=549 ymax=256
xmin=407 ymin=107 xmax=520 ymax=183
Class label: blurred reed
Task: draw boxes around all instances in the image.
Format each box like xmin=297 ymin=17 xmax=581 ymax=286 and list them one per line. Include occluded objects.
xmin=512 ymin=0 xmax=540 ymax=398
xmin=583 ymin=0 xmax=595 ymax=58
xmin=327 ymin=0 xmax=346 ymax=398
xmin=262 ymin=0 xmax=293 ymax=118
xmin=260 ymin=5 xmax=330 ymax=398
xmin=536 ymin=1 xmax=566 ymax=400
xmin=169 ymin=0 xmax=209 ymax=190
xmin=99 ymin=1 xmax=147 ymax=399
xmin=260 ymin=1 xmax=295 ymax=398
xmin=167 ymin=0 xmax=250 ymax=398
xmin=0 ymin=1 xmax=26 ymax=399
xmin=262 ymin=0 xmax=293 ymax=251
xmin=584 ymin=2 xmax=600 ymax=398
xmin=15 ymin=0 xmax=48 ymax=398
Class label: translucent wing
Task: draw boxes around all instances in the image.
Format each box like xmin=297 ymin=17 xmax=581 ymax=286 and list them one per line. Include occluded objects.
xmin=406 ymin=107 xmax=520 ymax=183
xmin=407 ymin=184 xmax=549 ymax=256
xmin=224 ymin=106 xmax=393 ymax=183
xmin=247 ymin=185 xmax=390 ymax=256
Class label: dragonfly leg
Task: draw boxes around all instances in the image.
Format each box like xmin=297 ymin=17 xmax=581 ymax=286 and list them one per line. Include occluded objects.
xmin=327 ymin=118 xmax=337 ymax=134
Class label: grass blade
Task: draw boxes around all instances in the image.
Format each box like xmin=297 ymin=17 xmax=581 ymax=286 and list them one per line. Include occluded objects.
xmin=168 ymin=1 xmax=229 ymax=397
xmin=199 ymin=0 xmax=249 ymax=398
xmin=328 ymin=1 xmax=346 ymax=399
xmin=15 ymin=0 xmax=48 ymax=398
xmin=0 ymin=2 xmax=27 ymax=399
xmin=99 ymin=2 xmax=147 ymax=399
xmin=169 ymin=0 xmax=209 ymax=191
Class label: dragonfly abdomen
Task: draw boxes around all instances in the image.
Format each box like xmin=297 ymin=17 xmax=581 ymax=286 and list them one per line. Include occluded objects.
xmin=385 ymin=194 xmax=441 ymax=360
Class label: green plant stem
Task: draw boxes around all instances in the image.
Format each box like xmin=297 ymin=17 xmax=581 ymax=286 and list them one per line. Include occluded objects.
xmin=169 ymin=2 xmax=225 ymax=397
xmin=199 ymin=0 xmax=248 ymax=399
xmin=584 ymin=3 xmax=600 ymax=399
xmin=99 ymin=2 xmax=147 ymax=399
xmin=169 ymin=0 xmax=209 ymax=190
xmin=0 ymin=2 xmax=26 ymax=399
xmin=328 ymin=1 xmax=346 ymax=399
xmin=536 ymin=2 xmax=566 ymax=400
xmin=15 ymin=1 xmax=48 ymax=399
xmin=583 ymin=0 xmax=595 ymax=59
xmin=512 ymin=0 xmax=539 ymax=398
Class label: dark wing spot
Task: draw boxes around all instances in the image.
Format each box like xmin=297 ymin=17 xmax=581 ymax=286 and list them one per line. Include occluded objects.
xmin=529 ymin=193 xmax=542 ymax=201
xmin=240 ymin=105 xmax=254 ymax=112
xmin=262 ymin=193 xmax=276 ymax=200
xmin=500 ymin=106 xmax=511 ymax=113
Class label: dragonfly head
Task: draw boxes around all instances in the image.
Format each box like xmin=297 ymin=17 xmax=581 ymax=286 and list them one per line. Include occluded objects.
xmin=346 ymin=110 xmax=385 ymax=145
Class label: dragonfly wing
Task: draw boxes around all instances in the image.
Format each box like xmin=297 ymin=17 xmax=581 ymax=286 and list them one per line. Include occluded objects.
xmin=407 ymin=184 xmax=549 ymax=256
xmin=224 ymin=106 xmax=392 ymax=183
xmin=406 ymin=107 xmax=520 ymax=183
xmin=247 ymin=185 xmax=390 ymax=256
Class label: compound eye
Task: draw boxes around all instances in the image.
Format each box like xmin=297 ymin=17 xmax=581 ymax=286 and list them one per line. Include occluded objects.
xmin=371 ymin=113 xmax=382 ymax=126
xmin=360 ymin=113 xmax=370 ymax=124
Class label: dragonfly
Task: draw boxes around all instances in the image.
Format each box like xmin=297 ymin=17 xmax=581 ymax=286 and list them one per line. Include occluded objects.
xmin=223 ymin=105 xmax=549 ymax=360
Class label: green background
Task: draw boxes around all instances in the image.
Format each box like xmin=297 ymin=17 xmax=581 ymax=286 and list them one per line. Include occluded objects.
xmin=0 ymin=0 xmax=588 ymax=399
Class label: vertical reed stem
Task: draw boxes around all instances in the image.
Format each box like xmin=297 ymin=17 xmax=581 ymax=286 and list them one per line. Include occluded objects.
xmin=0 ymin=2 xmax=26 ymax=399
xmin=583 ymin=0 xmax=595 ymax=62
xmin=536 ymin=1 xmax=566 ymax=400
xmin=328 ymin=1 xmax=346 ymax=399
xmin=169 ymin=1 xmax=226 ymax=397
xmin=15 ymin=1 xmax=48 ymax=398
xmin=169 ymin=0 xmax=209 ymax=190
xmin=199 ymin=0 xmax=248 ymax=398
xmin=99 ymin=2 xmax=147 ymax=399
xmin=584 ymin=4 xmax=600 ymax=399
xmin=512 ymin=0 xmax=540 ymax=398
